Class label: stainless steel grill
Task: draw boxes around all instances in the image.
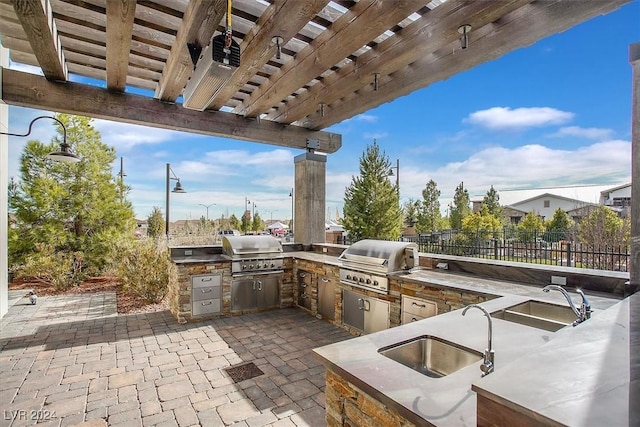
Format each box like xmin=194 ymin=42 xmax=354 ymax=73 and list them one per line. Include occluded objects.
xmin=339 ymin=239 xmax=419 ymax=294
xmin=222 ymin=235 xmax=284 ymax=276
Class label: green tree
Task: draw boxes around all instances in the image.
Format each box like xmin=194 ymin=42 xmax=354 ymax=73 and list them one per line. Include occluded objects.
xmin=342 ymin=140 xmax=402 ymax=241
xmin=517 ymin=212 xmax=545 ymax=242
xmin=252 ymin=212 xmax=264 ymax=232
xmin=579 ymin=206 xmax=630 ymax=247
xmin=147 ymin=206 xmax=165 ymax=239
xmin=229 ymin=214 xmax=241 ymax=231
xmin=241 ymin=212 xmax=251 ymax=234
xmin=462 ymin=205 xmax=502 ymax=240
xmin=544 ymin=208 xmax=573 ymax=242
xmin=415 ymin=180 xmax=441 ymax=233
xmin=482 ymin=185 xmax=503 ymax=221
xmin=9 ymin=114 xmax=136 ymax=277
xmin=402 ymin=198 xmax=419 ymax=228
xmin=450 ymin=182 xmax=471 ymax=230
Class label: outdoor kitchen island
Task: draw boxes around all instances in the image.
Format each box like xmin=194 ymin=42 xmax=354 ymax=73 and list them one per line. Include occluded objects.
xmin=168 ymin=240 xmax=629 ymax=426
xmin=312 ymin=268 xmax=628 ymax=426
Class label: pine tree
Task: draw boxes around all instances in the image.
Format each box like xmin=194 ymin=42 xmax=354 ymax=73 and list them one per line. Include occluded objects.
xmin=9 ymin=113 xmax=136 ymax=274
xmin=147 ymin=206 xmax=165 ymax=239
xmin=342 ymin=140 xmax=402 ymax=241
xmin=482 ymin=185 xmax=503 ymax=220
xmin=402 ymin=198 xmax=419 ymax=228
xmin=450 ymin=182 xmax=471 ymax=230
xmin=416 ymin=180 xmax=441 ymax=233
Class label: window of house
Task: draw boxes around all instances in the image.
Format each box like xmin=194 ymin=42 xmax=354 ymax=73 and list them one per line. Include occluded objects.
xmin=543 ymin=200 xmax=550 ymax=208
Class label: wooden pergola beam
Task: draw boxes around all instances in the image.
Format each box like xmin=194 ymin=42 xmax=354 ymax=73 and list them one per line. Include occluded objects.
xmin=307 ymin=0 xmax=631 ymax=130
xmin=105 ymin=0 xmax=136 ymax=92
xmin=2 ymin=68 xmax=341 ymax=153
xmin=9 ymin=0 xmax=67 ymax=81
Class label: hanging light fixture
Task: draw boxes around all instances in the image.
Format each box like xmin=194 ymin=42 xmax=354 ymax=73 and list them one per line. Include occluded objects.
xmin=0 ymin=115 xmax=80 ymax=163
xmin=373 ymin=73 xmax=380 ymax=91
xmin=458 ymin=24 xmax=472 ymax=50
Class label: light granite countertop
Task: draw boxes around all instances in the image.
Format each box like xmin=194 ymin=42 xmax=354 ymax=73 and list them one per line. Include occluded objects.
xmin=313 ymin=270 xmax=625 ymax=426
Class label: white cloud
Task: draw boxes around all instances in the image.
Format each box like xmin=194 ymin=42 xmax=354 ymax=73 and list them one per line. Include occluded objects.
xmin=548 ymin=126 xmax=613 ymax=140
xmin=416 ymin=140 xmax=630 ymax=201
xmin=355 ymin=114 xmax=378 ymax=123
xmin=465 ymin=107 xmax=574 ymax=130
xmin=93 ymin=120 xmax=182 ymax=151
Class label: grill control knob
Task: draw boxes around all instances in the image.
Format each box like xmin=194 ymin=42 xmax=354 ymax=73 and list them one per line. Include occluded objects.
xmin=366 ymin=279 xmax=372 ymax=284
xmin=249 ymin=264 xmax=254 ymax=269
xmin=271 ymin=263 xmax=275 ymax=268
xmin=263 ymin=263 xmax=269 ymax=268
xmin=373 ymin=280 xmax=379 ymax=286
xmin=242 ymin=265 xmax=247 ymax=270
xmin=346 ymin=275 xmax=351 ymax=280
xmin=359 ymin=277 xmax=365 ymax=283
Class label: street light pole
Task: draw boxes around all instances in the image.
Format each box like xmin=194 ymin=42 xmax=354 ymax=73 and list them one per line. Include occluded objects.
xmin=289 ymin=188 xmax=294 ymax=235
xmin=198 ymin=203 xmax=215 ymax=220
xmin=166 ymin=163 xmax=186 ymax=237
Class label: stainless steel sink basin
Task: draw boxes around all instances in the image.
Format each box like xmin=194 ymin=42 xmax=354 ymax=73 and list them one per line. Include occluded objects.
xmin=378 ymin=335 xmax=483 ymax=378
xmin=491 ymin=300 xmax=577 ymax=332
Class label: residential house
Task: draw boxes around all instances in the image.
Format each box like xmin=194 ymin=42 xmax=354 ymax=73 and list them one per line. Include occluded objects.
xmin=504 ymin=193 xmax=597 ymax=224
xmin=600 ymin=183 xmax=631 ymax=217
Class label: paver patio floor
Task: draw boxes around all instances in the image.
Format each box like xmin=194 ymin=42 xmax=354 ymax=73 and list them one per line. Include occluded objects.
xmin=0 ymin=291 xmax=353 ymax=427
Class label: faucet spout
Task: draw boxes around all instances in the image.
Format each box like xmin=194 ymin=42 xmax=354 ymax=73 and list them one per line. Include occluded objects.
xmin=542 ymin=285 xmax=591 ymax=325
xmin=462 ymin=304 xmax=494 ymax=376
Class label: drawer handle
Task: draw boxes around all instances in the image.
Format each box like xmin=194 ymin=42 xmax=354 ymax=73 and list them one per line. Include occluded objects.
xmin=412 ymin=302 xmax=427 ymax=308
xmin=321 ymin=278 xmax=329 ymax=282
xmin=301 ymin=284 xmax=307 ymax=288
xmin=200 ymin=288 xmax=212 ymax=293
xmin=300 ymin=273 xmax=306 ymax=277
xmin=201 ymin=277 xmax=213 ymax=282
xmin=411 ymin=317 xmax=418 ymax=322
xmin=201 ymin=301 xmax=213 ymax=306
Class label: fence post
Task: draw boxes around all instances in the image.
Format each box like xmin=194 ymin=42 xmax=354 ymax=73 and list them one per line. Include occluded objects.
xmin=566 ymin=242 xmax=572 ymax=267
xmin=493 ymin=239 xmax=499 ymax=260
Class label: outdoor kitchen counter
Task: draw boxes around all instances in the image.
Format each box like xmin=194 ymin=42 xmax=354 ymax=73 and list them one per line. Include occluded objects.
xmin=400 ymin=268 xmax=619 ymax=311
xmin=171 ymin=254 xmax=230 ymax=264
xmin=313 ymin=294 xmax=565 ymax=426
xmin=472 ymin=294 xmax=630 ymax=426
xmin=313 ymin=293 xmax=628 ymax=426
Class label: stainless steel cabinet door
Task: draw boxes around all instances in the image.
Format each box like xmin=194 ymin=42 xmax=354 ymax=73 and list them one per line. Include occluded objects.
xmin=342 ymin=289 xmax=365 ymax=331
xmin=363 ymin=297 xmax=390 ymax=333
xmin=232 ymin=279 xmax=257 ymax=311
xmin=318 ymin=276 xmax=335 ymax=320
xmin=256 ymin=276 xmax=280 ymax=309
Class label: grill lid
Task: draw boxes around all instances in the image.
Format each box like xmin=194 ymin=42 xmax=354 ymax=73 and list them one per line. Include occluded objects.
xmin=222 ymin=235 xmax=283 ymax=257
xmin=339 ymin=239 xmax=418 ymax=273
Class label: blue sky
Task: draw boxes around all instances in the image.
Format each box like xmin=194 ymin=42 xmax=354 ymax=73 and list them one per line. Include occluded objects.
xmin=5 ymin=1 xmax=639 ymax=223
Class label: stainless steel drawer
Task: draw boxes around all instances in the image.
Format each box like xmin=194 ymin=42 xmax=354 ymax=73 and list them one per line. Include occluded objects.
xmin=193 ymin=284 xmax=221 ymax=302
xmin=402 ymin=295 xmax=437 ymax=320
xmin=193 ymin=274 xmax=221 ymax=288
xmin=192 ymin=299 xmax=221 ymax=316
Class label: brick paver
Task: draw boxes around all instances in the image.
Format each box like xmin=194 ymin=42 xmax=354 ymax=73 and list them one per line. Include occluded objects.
xmin=0 ymin=291 xmax=352 ymax=426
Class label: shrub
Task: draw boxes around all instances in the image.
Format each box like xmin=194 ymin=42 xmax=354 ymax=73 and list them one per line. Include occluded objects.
xmin=14 ymin=243 xmax=84 ymax=290
xmin=110 ymin=238 xmax=175 ymax=304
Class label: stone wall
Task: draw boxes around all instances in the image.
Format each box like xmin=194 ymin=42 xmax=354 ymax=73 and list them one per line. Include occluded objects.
xmin=324 ymin=369 xmax=417 ymax=427
xmin=168 ymin=260 xmax=294 ymax=323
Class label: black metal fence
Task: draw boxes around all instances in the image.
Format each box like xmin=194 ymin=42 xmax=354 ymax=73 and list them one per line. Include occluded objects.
xmin=398 ymin=229 xmax=629 ymax=272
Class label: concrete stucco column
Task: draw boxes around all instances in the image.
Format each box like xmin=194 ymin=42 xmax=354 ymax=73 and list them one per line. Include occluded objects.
xmin=0 ymin=44 xmax=9 ymax=318
xmin=293 ymin=152 xmax=326 ymax=246
xmin=630 ymin=41 xmax=640 ymax=427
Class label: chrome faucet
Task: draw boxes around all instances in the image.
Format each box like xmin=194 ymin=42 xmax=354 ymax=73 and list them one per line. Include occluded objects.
xmin=462 ymin=304 xmax=494 ymax=376
xmin=542 ymin=285 xmax=591 ymax=326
